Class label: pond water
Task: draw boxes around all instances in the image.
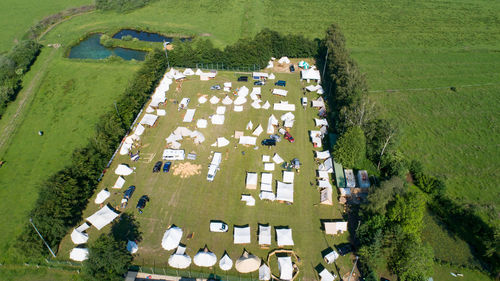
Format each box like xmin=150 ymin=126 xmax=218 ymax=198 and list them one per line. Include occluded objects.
xmin=68 ymin=34 xmax=147 ymax=61
xmin=112 ymin=29 xmax=191 ymax=43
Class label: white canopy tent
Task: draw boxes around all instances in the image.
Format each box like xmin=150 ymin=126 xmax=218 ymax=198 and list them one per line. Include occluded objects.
xmin=183 ymin=109 xmax=196 ymax=122
xmin=264 ymin=163 xmax=275 ymax=171
xmin=224 ymin=82 xmax=232 ymax=88
xmin=157 ymin=109 xmax=166 ymax=116
xmin=140 ymin=114 xmax=158 ymax=126
xmin=161 ymin=226 xmax=183 ymax=250
xmin=315 ymin=118 xmax=329 ymax=127
xmin=246 ymin=172 xmax=258 ymax=189
xmin=274 ymin=101 xmax=295 ymax=111
xmin=318 ymin=158 xmax=333 ymax=173
xmin=278 ymin=256 xmax=294 ymax=280
xmin=134 ymin=124 xmax=145 ymax=136
xmin=259 ymin=225 xmax=271 ymax=245
xmin=194 ymin=249 xmax=217 ymax=267
xmin=276 ymin=181 xmax=294 ymax=203
xmin=210 ymin=96 xmax=220 ymax=104
xmin=70 ymin=248 xmax=89 ymax=261
xmin=262 ymin=155 xmax=270 ymax=162
xmin=317 ymin=170 xmax=330 ymax=180
xmin=312 ymin=98 xmax=325 ymax=108
xmin=238 ymin=86 xmax=249 ymax=97
xmin=217 ymin=137 xmax=230 ymax=147
xmin=262 ymin=101 xmax=271 ymax=109
xmin=250 ymin=87 xmax=261 ymax=99
xmin=234 ymin=96 xmax=247 ymax=105
xmin=259 ymin=191 xmax=275 ymax=201
xmin=316 ymin=150 xmax=331 ymax=160
xmin=272 ymin=89 xmax=288 ymax=96
xmin=241 ymin=194 xmax=256 ymax=206
xmin=310 ymin=130 xmax=323 ymax=147
xmin=127 ymin=240 xmax=138 ymax=254
xmin=94 ymin=189 xmax=110 ymax=204
xmin=283 ymin=171 xmax=294 ymax=184
xmin=211 ymin=114 xmax=225 ymax=125
xmin=273 ymin=153 xmax=284 ymax=164
xmin=71 ymin=229 xmax=88 ymax=244
xmin=251 ymin=100 xmax=262 ymax=109
xmin=216 ymin=106 xmax=226 ymax=115
xmin=198 ymin=96 xmax=208 ymax=104
xmin=276 ymin=228 xmax=294 ymax=246
xmin=300 ymin=68 xmax=321 ymax=83
xmin=267 ymin=115 xmax=278 ymax=134
xmin=222 ymin=96 xmax=233 ymax=105
xmin=115 ymin=164 xmax=133 ymax=176
xmin=324 ymin=222 xmax=348 ymax=235
xmin=219 ymin=253 xmax=233 ymax=271
xmin=86 ymin=205 xmax=120 ymax=230
xmin=261 ymin=173 xmax=273 ymax=191
xmin=234 ymin=226 xmax=251 ymax=244
xmin=252 ymin=124 xmax=263 ymax=136
xmin=239 ymin=136 xmax=257 ymax=145
xmin=196 ymin=119 xmax=208 ymax=128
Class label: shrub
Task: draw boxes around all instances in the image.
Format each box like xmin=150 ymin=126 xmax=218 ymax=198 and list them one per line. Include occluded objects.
xmin=333 ymin=126 xmax=366 ymax=168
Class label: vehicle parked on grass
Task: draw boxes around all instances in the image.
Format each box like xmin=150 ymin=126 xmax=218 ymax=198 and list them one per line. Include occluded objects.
xmin=121 ymin=185 xmax=136 ymax=208
xmin=237 ymin=76 xmax=248 ymax=82
xmin=336 ymin=243 xmax=353 ymax=256
xmin=209 ymin=221 xmax=228 ymax=232
xmin=254 ymin=80 xmax=265 ymax=85
xmin=289 ymin=64 xmax=295 ymax=72
xmin=301 ymin=97 xmax=308 ymax=107
xmin=207 ymin=152 xmax=222 ymax=182
xmin=274 ymin=80 xmax=286 ymax=87
xmin=261 ymin=139 xmax=277 ymax=146
xmin=136 ymin=195 xmax=150 ymax=214
xmin=153 ymin=161 xmax=162 ymax=173
xmin=210 ymin=84 xmax=221 ymax=90
xmin=163 ymin=161 xmax=171 ymax=172
xmin=284 ymin=131 xmax=295 ymax=143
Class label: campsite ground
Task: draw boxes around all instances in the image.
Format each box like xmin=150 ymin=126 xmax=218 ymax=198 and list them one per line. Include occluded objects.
xmin=0 ymin=0 xmax=498 ymax=279
xmin=57 ymin=71 xmax=353 ymax=280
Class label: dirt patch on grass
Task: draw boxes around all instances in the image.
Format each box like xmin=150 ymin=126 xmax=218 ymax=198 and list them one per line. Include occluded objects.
xmin=172 ymin=162 xmax=201 ymax=178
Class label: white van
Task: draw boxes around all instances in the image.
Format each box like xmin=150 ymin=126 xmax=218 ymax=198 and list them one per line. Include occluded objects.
xmin=301 ymin=97 xmax=308 ymax=107
xmin=207 ymin=152 xmax=222 ymax=181
xmin=162 ymin=149 xmax=185 ymax=161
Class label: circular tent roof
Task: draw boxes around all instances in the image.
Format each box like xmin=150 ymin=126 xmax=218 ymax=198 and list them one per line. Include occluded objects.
xmin=235 ymin=250 xmax=261 ymax=273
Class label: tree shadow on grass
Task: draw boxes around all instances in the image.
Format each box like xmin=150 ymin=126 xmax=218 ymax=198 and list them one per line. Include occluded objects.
xmin=111 ymin=212 xmax=142 ymax=242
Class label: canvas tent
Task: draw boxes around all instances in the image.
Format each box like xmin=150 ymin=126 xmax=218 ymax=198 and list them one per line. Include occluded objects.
xmin=246 ymin=121 xmax=254 ymax=130
xmin=315 ymin=150 xmax=331 ymax=160
xmin=115 ymin=164 xmax=133 ymax=176
xmin=259 ymin=264 xmax=271 ymax=280
xmin=235 ymin=251 xmax=261 ymax=273
xmin=234 ymin=226 xmax=251 ymax=244
xmin=194 ymin=248 xmax=217 ymax=267
xmin=250 ymin=87 xmax=261 ymax=100
xmin=262 ymin=101 xmax=270 ymax=109
xmin=319 ymin=269 xmax=336 ymax=281
xmin=264 ymin=163 xmax=275 ymax=171
xmin=251 ymin=100 xmax=262 ymax=109
xmin=70 ymin=248 xmax=89 ymax=261
xmin=272 ymin=89 xmax=288 ymax=96
xmin=134 ymin=124 xmax=145 ymax=136
xmin=210 ymin=96 xmax=220 ymax=104
xmin=273 ymin=153 xmax=284 ymax=164
xmin=261 ymin=173 xmax=273 ymax=191
xmin=312 ymin=98 xmax=325 ymax=108
xmin=94 ymin=189 xmax=110 ymax=204
xmin=196 ymin=119 xmax=208 ymax=128
xmin=310 ymin=130 xmax=323 ymax=147
xmin=268 ymin=73 xmax=276 ymax=80
xmin=278 ymin=57 xmax=290 ymax=64
xmin=276 ymin=228 xmax=294 ymax=246
xmin=259 ymin=191 xmax=275 ymax=201
xmin=222 ymin=96 xmax=233 ymax=105
xmin=86 ymin=205 xmax=119 ymax=230
xmin=140 ymin=114 xmax=158 ymax=126
xmin=246 ymin=172 xmax=258 ymax=189
xmin=216 ymin=106 xmax=226 ymax=115
xmin=183 ymin=68 xmax=195 ymax=75
xmin=241 ymin=194 xmax=256 ymax=206
xmin=267 ymin=115 xmax=278 ymax=134
xmin=234 ymin=96 xmax=247 ymax=105
xmin=315 ymin=118 xmax=329 ymax=127
xmin=179 ymin=98 xmax=190 ymax=109
xmin=238 ymin=86 xmax=249 ymax=97
xmin=211 ymin=114 xmax=225 ymax=125
xmin=198 ymin=96 xmax=208 ymax=104
xmin=317 ymin=170 xmax=330 ymax=180
xmin=324 ymin=250 xmax=339 ymax=264
xmin=252 ymin=124 xmax=263 ymax=136
xmin=161 ymin=226 xmax=183 ymax=250
xmin=183 ymin=109 xmax=196 ymax=122
xmin=127 ymin=240 xmax=138 ymax=254
xmin=324 ymin=221 xmax=348 ymax=235
xmin=219 ymin=253 xmax=233 ymax=271
xmin=300 ymin=68 xmax=321 ymax=83
xmin=278 ymin=256 xmax=294 ymax=280
xmin=344 ymin=169 xmax=356 ymax=188
xmin=318 ymin=158 xmax=333 ymax=173
xmin=259 ymin=225 xmax=271 ymax=245
xmin=320 ymin=186 xmax=333 ymax=205
xmin=276 ymin=181 xmax=294 ymax=203
xmin=274 ymin=101 xmax=296 ymax=111
xmin=217 ymin=137 xmax=230 ymax=147
xmin=71 ymin=229 xmax=88 ymax=244
xmin=168 ymin=247 xmax=192 ymax=269
xmin=357 ymin=170 xmax=370 ymax=188
xmin=239 ymin=136 xmax=257 ymax=146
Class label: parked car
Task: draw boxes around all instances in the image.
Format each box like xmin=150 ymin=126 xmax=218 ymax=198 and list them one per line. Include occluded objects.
xmin=153 ymin=161 xmax=162 ymax=173
xmin=289 ymin=64 xmax=295 ymax=72
xmin=136 ymin=195 xmax=150 ymax=214
xmin=163 ymin=161 xmax=172 ymax=172
xmin=336 ymin=243 xmax=353 ymax=256
xmin=275 ymin=80 xmax=286 ymax=87
xmin=284 ymin=131 xmax=295 ymax=143
xmin=254 ymin=80 xmax=265 ymax=86
xmin=237 ymin=76 xmax=248 ymax=82
xmin=209 ymin=221 xmax=228 ymax=232
xmin=210 ymin=84 xmax=221 ymax=90
xmin=121 ymin=185 xmax=136 ymax=208
xmin=301 ymin=97 xmax=308 ymax=107
xmin=261 ymin=139 xmax=277 ymax=146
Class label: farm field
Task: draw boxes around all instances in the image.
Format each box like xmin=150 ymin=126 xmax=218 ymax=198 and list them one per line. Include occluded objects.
xmin=0 ymin=0 xmax=91 ymax=52
xmin=57 ymin=72 xmax=352 ymax=280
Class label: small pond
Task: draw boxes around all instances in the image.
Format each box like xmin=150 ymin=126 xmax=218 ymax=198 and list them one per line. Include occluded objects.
xmin=112 ymin=29 xmax=191 ymax=43
xmin=68 ymin=34 xmax=147 ymax=61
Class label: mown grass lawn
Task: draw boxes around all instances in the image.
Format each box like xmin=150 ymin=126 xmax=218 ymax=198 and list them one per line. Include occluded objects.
xmin=57 ymin=72 xmax=353 ymax=280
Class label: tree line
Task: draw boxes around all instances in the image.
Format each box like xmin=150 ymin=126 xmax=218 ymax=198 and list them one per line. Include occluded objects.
xmin=0 ymin=40 xmax=42 ymax=119
xmin=320 ymin=23 xmax=499 ymax=279
xmin=95 ymin=0 xmax=153 ymax=12
xmin=14 ymin=49 xmax=168 ymax=261
xmin=168 ymin=29 xmax=319 ymax=68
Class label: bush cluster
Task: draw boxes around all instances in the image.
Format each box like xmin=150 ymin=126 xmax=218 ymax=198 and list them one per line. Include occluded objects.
xmin=168 ymin=29 xmax=319 ymax=68
xmin=96 ymin=0 xmax=152 ymax=12
xmin=0 ymin=40 xmax=42 ymax=118
xmin=15 ymin=49 xmax=168 ymax=259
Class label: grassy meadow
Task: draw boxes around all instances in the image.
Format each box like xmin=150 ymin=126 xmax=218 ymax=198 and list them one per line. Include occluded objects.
xmin=0 ymin=0 xmax=498 ymax=279
xmin=56 ymin=72 xmax=351 ymax=279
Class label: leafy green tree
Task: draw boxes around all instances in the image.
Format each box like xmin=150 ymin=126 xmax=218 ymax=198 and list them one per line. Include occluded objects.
xmin=387 ymin=191 xmax=425 ymax=238
xmin=389 ymin=238 xmax=434 ymax=281
xmin=82 ymin=234 xmax=132 ymax=281
xmin=333 ymin=126 xmax=366 ymax=168
xmin=363 ymin=177 xmax=406 ymax=215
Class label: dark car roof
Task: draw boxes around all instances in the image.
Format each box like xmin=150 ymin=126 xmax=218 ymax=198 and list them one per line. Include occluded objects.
xmin=124 ymin=186 xmax=136 ymax=197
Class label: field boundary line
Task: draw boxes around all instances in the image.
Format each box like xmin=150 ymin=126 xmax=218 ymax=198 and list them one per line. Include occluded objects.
xmin=0 ymin=48 xmax=56 ymax=156
xmin=369 ymin=82 xmax=500 ymax=93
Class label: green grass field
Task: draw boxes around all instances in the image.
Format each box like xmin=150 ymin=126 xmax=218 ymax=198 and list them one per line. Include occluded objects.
xmin=0 ymin=0 xmax=498 ymax=278
xmin=56 ymin=72 xmax=352 ymax=280
xmin=0 ymin=0 xmax=91 ymax=52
